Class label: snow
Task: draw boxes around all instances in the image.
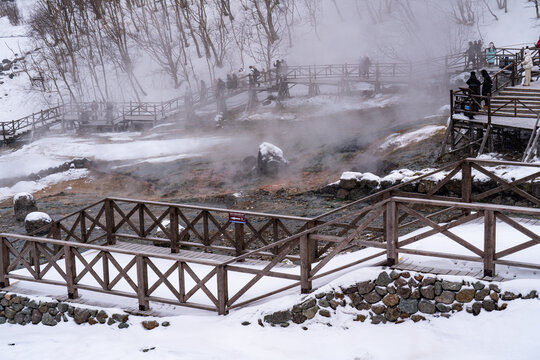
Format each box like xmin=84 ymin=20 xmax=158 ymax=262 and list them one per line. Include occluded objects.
xmin=0 ymin=169 xmax=89 ymax=201
xmin=340 ymin=171 xmax=379 ymax=182
xmin=379 ymin=125 xmax=445 ymax=151
xmin=258 ymin=142 xmax=288 ymax=163
xmin=3 ymin=218 xmax=540 ymax=359
xmin=12 ymin=191 xmax=32 ymax=204
xmin=24 ymin=211 xmax=51 ymax=223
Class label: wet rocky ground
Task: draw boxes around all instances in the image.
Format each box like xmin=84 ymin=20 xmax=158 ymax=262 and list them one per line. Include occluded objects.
xmin=0 ymin=95 xmax=448 ymax=233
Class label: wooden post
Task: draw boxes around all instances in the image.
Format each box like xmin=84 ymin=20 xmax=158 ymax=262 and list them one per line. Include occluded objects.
xmin=483 ymin=210 xmax=496 ymax=277
xmin=461 ymin=160 xmax=472 ymax=203
xmin=102 ymin=251 xmax=110 ymax=290
xmin=203 ymin=211 xmax=209 ymax=247
xmin=217 ymin=265 xmax=228 ymax=315
xmin=2 ymin=122 xmax=6 ymax=142
xmin=178 ymin=261 xmax=185 ymax=302
xmin=80 ymin=211 xmax=87 ymax=243
xmin=385 ymin=200 xmax=398 ymax=266
xmin=300 ymin=232 xmax=313 ymax=293
xmin=104 ymin=199 xmax=116 ymax=245
xmin=0 ymin=237 xmax=10 ymax=288
xmin=139 ymin=205 xmax=145 ymax=237
xmin=169 ymin=206 xmax=179 ymax=253
xmin=375 ymin=63 xmax=381 ymax=93
xmin=234 ymin=222 xmax=245 ymax=257
xmin=136 ymin=255 xmax=149 ymax=311
xmin=64 ymin=245 xmax=78 ymax=299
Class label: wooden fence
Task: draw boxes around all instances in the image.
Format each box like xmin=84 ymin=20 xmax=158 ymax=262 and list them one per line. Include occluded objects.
xmin=0 ymin=159 xmax=538 ymax=314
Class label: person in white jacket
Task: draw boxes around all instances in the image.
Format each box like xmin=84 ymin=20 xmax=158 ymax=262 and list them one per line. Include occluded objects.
xmin=522 ymin=48 xmax=533 ymax=86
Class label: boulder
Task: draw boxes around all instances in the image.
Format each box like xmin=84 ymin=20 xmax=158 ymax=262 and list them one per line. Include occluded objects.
xmin=24 ymin=212 xmax=52 ymax=236
xmin=153 ymin=219 xmax=190 ymax=247
xmin=257 ymin=142 xmax=288 ymax=176
xmin=13 ymin=193 xmax=38 ymax=221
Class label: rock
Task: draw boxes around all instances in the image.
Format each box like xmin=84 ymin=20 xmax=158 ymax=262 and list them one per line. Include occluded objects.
xmin=13 ymin=193 xmax=38 ymax=222
xmin=375 ymin=286 xmax=388 ymax=296
xmin=372 ymin=304 xmax=386 ymax=315
xmin=420 ymin=286 xmax=435 ymax=299
xmin=397 ymin=286 xmax=411 ymax=299
xmin=472 ymin=302 xmax=482 ymax=316
xmin=329 ymin=300 xmax=339 ymax=310
xmin=319 ymin=309 xmax=331 ymax=317
xmin=342 ymin=285 xmax=358 ymax=295
xmin=452 ymin=303 xmax=463 ymax=312
xmin=523 ymin=290 xmax=537 ymax=299
xmin=354 ymin=314 xmax=367 ymax=322
xmin=162 ymin=321 xmax=170 ymax=327
xmin=364 ymin=291 xmax=382 ymax=304
xmin=390 ymin=271 xmax=400 ymax=280
xmin=435 ymin=291 xmax=455 ymax=304
xmin=384 ymin=307 xmax=401 ymax=322
xmin=318 ymin=299 xmax=330 ymax=308
xmin=371 ymin=314 xmax=386 ymax=324
xmin=356 ymin=302 xmax=370 ymax=311
xmin=490 ymin=292 xmax=499 ymax=302
xmin=339 ymin=178 xmax=358 ymax=190
xmin=292 ymin=312 xmax=307 ymax=324
xmin=73 ymin=308 xmax=90 ymax=324
xmin=418 ymin=300 xmax=436 ymax=314
xmin=398 ymin=298 xmax=418 ymax=314
xmin=440 ymin=313 xmax=451 ymax=319
xmin=348 ymin=293 xmax=363 ymax=307
xmin=96 ymin=310 xmax=108 ymax=324
xmin=436 ymin=303 xmax=451 ymax=313
xmin=300 ymin=298 xmax=317 ymax=310
xmin=264 ymin=310 xmax=292 ymax=324
xmin=408 ymin=278 xmax=418 ymax=288
xmin=489 ymin=284 xmax=500 ymax=293
xmin=434 ymin=282 xmax=443 ymax=296
xmin=357 ymin=281 xmax=375 ymax=295
xmin=315 ymin=293 xmax=325 ymax=299
xmin=382 ymin=294 xmax=399 ymax=307
xmin=414 ymin=274 xmax=423 ymax=282
xmin=41 ymin=313 xmax=57 ymax=326
xmin=280 ymin=322 xmax=289 ymax=328
xmin=14 ymin=312 xmax=25 ymax=325
xmin=375 ymin=272 xmax=392 ymax=286
xmin=441 ymin=280 xmax=462 ymax=291
xmin=497 ymin=303 xmax=508 ymax=311
xmin=387 ymin=286 xmax=396 ymax=294
xmin=336 ymin=189 xmax=349 ymax=199
xmin=57 ymin=303 xmax=68 ymax=313
xmin=394 ymin=278 xmax=407 ymax=287
xmin=38 ymin=303 xmax=48 ymax=314
xmin=411 ymin=315 xmax=426 ymax=322
xmin=0 ymin=317 xmax=6 ymax=324
xmin=112 ymin=313 xmax=129 ymax=323
xmin=456 ymin=289 xmax=475 ymax=303
xmin=482 ymin=300 xmax=496 ymax=312
xmin=24 ymin=212 xmax=52 ymax=236
xmin=400 ymin=272 xmax=411 ymax=278
xmin=5 ymin=307 xmax=16 ymax=319
xmin=475 ymin=288 xmax=490 ymax=301
xmin=88 ymin=317 xmax=98 ymax=325
xmin=473 ymin=282 xmax=485 ymax=290
xmin=303 ymin=306 xmax=318 ymax=320
xmin=153 ymin=219 xmax=190 ymax=247
xmin=241 ymin=321 xmax=250 ymax=326
xmin=142 ymin=320 xmax=159 ymax=330
xmin=31 ymin=309 xmax=42 ymax=324
xmin=501 ymin=291 xmax=517 ymax=301
xmin=257 ymin=142 xmax=288 ymax=176
xmin=422 ymin=277 xmax=437 ymax=286
xmin=325 ymin=292 xmax=334 ymax=301
xmin=118 ymin=322 xmax=129 ymax=329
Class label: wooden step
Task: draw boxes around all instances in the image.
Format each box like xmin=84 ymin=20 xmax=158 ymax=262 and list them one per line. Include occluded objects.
xmin=502 ymin=87 xmax=540 ymax=93
xmin=498 ymin=91 xmax=540 ymax=98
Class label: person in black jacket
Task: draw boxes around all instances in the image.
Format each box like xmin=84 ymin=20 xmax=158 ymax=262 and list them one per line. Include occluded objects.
xmin=481 ymin=69 xmax=492 ymax=108
xmin=466 ymin=71 xmax=481 ymax=118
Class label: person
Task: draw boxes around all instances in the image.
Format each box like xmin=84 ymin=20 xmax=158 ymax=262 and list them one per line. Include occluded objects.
xmin=273 ymin=59 xmax=282 ymax=84
xmin=466 ymin=71 xmax=481 ymax=118
xmin=184 ymin=86 xmax=194 ymax=120
xmin=521 ymin=48 xmax=533 ymax=86
xmin=476 ymin=40 xmax=484 ymax=66
xmin=199 ymin=79 xmax=207 ymax=104
xmin=226 ymin=74 xmax=234 ymax=92
xmin=485 ymin=42 xmax=496 ymax=66
xmin=361 ymin=56 xmax=371 ymax=78
xmin=536 ymin=36 xmax=540 ymax=49
xmin=105 ymin=102 xmax=114 ymax=125
xmin=481 ymin=69 xmax=492 ymax=108
xmin=280 ymin=59 xmax=288 ymax=81
xmin=231 ymin=73 xmax=238 ymax=89
xmin=248 ymin=65 xmax=261 ymax=87
xmin=465 ymin=41 xmax=475 ymax=69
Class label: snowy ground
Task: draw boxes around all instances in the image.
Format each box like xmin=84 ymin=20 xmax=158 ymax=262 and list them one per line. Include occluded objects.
xmin=2 ymin=218 xmax=540 ymax=359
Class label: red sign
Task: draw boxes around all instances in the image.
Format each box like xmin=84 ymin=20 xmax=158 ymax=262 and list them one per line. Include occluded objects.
xmin=229 ymin=212 xmax=246 ymax=224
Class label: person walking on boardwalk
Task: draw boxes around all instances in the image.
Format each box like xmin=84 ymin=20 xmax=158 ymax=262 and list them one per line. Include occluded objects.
xmin=199 ymin=79 xmax=208 ymax=104
xmin=521 ymin=48 xmax=533 ymax=86
xmin=465 ymin=41 xmax=475 ymax=69
xmin=485 ymin=42 xmax=496 ymax=66
xmin=481 ymin=69 xmax=492 ymax=108
xmin=466 ymin=71 xmax=481 ymax=118
xmin=249 ymin=65 xmax=261 ymax=87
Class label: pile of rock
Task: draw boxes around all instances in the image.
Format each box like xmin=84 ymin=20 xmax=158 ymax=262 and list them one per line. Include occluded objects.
xmin=261 ymin=271 xmax=537 ymax=327
xmin=0 ymin=292 xmax=130 ymax=328
xmin=12 ymin=192 xmax=54 ymax=236
xmin=257 ymin=142 xmax=288 ymax=177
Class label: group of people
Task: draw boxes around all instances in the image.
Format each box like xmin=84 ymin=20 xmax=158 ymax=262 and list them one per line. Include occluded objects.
xmin=465 ymin=69 xmax=492 ymax=118
xmin=466 ymin=40 xmax=498 ymax=68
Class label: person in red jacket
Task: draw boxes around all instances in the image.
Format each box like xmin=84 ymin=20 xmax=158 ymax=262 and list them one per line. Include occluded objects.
xmin=536 ymin=36 xmax=540 ymax=49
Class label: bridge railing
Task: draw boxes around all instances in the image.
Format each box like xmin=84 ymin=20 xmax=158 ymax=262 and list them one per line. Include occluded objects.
xmin=1 ymin=105 xmax=63 ymax=141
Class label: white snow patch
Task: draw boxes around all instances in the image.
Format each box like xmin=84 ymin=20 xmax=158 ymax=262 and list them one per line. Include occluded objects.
xmin=13 ymin=191 xmax=33 ymax=204
xmin=24 ymin=211 xmax=51 ymax=223
xmin=379 ymin=125 xmax=445 ymax=150
xmin=258 ymin=142 xmax=288 ymax=163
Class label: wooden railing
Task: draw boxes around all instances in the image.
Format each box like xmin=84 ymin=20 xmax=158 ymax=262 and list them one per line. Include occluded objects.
xmin=0 ymin=159 xmax=537 ymax=314
xmin=1 ymin=105 xmax=63 ymax=142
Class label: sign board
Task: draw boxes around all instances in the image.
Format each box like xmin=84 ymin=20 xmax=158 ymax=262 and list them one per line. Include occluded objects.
xmin=229 ymin=212 xmax=246 ymax=224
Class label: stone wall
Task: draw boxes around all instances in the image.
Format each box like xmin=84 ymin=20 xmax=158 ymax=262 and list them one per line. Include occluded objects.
xmin=0 ymin=291 xmax=130 ymax=328
xmin=261 ymin=271 xmax=538 ymax=327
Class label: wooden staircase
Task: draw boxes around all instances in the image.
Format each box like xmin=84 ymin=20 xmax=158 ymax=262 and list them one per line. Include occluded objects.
xmin=490 ymin=87 xmax=540 ymax=118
